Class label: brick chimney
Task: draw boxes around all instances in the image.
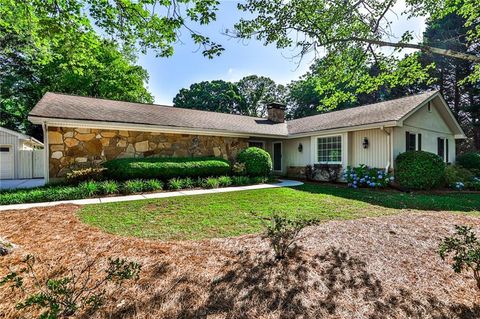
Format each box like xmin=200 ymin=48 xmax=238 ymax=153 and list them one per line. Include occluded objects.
xmin=267 ymin=102 xmax=286 ymax=123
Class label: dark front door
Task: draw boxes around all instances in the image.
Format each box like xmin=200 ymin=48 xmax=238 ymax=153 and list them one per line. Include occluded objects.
xmin=273 ymin=142 xmax=282 ymax=171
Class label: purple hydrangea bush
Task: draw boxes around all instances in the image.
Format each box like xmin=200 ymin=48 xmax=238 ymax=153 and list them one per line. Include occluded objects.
xmin=343 ymin=164 xmax=394 ymax=189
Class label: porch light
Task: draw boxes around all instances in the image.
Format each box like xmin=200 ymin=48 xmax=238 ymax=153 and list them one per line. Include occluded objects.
xmin=298 ymin=143 xmax=303 ymax=152
xmin=362 ymin=137 xmax=369 ymax=149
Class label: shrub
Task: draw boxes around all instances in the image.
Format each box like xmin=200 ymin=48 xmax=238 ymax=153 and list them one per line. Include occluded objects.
xmin=203 ymin=177 xmax=220 ymax=189
xmin=168 ymin=178 xmax=184 ymax=190
xmin=466 ymin=177 xmax=480 ymax=191
xmin=143 ymin=179 xmax=163 ymax=192
xmin=218 ymin=176 xmax=233 ymax=187
xmin=122 ymin=180 xmax=145 ymax=194
xmin=78 ymin=181 xmax=100 ymax=197
xmin=98 ymin=180 xmax=119 ymax=195
xmin=181 ymin=177 xmax=195 ymax=189
xmin=0 ymin=254 xmax=141 ymax=318
xmin=232 ymin=162 xmax=246 ymax=175
xmin=65 ymin=167 xmax=106 ymax=184
xmin=263 ymin=213 xmax=318 ymax=260
xmin=343 ymin=165 xmax=393 ymax=188
xmin=250 ymin=176 xmax=268 ymax=184
xmin=103 ymin=157 xmax=231 ymax=180
xmin=395 ymin=151 xmax=446 ymax=190
xmin=236 ymin=147 xmax=272 ymax=176
xmin=439 ymin=225 xmax=480 ymax=290
xmin=457 ymin=152 xmax=480 ymax=175
xmin=445 ymin=165 xmax=473 ymax=185
xmin=231 ymin=176 xmax=251 ymax=186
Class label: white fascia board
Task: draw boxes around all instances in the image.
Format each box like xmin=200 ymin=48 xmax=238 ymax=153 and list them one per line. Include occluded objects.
xmin=286 ymin=121 xmax=398 ymax=139
xmin=28 ymin=116 xmax=288 ymax=139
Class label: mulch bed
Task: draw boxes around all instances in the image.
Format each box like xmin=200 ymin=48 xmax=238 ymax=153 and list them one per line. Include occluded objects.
xmin=0 ymin=205 xmax=479 ymax=318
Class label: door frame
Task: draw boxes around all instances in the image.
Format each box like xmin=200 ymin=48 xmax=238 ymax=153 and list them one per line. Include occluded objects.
xmin=272 ymin=141 xmax=283 ymax=173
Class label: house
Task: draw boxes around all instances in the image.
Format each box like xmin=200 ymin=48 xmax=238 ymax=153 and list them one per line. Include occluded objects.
xmin=0 ymin=127 xmax=44 ymax=180
xmin=28 ymin=91 xmax=465 ymax=182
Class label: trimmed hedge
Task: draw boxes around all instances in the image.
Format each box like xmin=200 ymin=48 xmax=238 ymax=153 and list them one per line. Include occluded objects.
xmin=457 ymin=152 xmax=480 ymax=175
xmin=102 ymin=157 xmax=231 ymax=180
xmin=395 ymin=151 xmax=446 ymax=190
xmin=236 ymin=147 xmax=272 ymax=176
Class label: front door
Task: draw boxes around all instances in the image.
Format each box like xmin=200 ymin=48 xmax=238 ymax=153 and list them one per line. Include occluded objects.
xmin=273 ymin=142 xmax=282 ymax=172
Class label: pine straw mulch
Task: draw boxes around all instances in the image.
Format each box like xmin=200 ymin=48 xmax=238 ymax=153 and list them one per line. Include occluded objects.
xmin=0 ymin=204 xmax=479 ymax=319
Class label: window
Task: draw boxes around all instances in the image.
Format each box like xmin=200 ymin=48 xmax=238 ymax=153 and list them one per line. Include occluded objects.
xmin=317 ymin=136 xmax=342 ymax=163
xmin=406 ymin=132 xmax=422 ymax=151
xmin=438 ymin=137 xmax=447 ymax=162
xmin=248 ymin=141 xmax=265 ymax=149
xmin=0 ymin=147 xmax=10 ymax=152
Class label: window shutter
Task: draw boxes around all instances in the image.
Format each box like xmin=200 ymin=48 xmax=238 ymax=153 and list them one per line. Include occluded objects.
xmin=405 ymin=132 xmax=410 ymax=151
xmin=446 ymin=139 xmax=449 ymax=162
xmin=418 ymin=134 xmax=422 ymax=151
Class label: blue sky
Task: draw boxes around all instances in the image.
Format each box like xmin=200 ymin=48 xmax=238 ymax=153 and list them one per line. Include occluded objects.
xmin=138 ymin=1 xmax=426 ymax=105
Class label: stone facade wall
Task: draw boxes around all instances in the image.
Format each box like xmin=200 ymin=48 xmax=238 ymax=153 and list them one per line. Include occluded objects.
xmin=47 ymin=127 xmax=248 ymax=178
xmin=286 ymin=166 xmax=306 ymax=179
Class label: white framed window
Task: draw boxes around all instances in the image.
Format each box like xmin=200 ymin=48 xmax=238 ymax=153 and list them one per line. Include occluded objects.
xmin=248 ymin=141 xmax=265 ymax=149
xmin=317 ymin=135 xmax=342 ymax=163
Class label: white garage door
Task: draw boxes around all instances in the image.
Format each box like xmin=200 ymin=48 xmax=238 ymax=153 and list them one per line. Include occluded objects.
xmin=0 ymin=145 xmax=14 ymax=179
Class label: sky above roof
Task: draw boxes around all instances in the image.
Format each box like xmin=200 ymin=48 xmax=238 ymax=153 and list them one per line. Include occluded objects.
xmin=137 ymin=1 xmax=426 ymax=105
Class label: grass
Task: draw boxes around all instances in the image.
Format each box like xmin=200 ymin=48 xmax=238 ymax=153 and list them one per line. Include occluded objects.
xmin=78 ymin=183 xmax=480 ymax=241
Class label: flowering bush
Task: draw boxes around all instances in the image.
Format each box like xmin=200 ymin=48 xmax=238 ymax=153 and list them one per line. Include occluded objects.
xmin=343 ymin=165 xmax=393 ymax=189
xmin=450 ymin=177 xmax=480 ymax=191
xmin=452 ymin=182 xmax=465 ymax=191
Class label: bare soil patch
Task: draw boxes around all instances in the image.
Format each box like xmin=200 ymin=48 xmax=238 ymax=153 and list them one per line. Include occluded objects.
xmin=0 ymin=205 xmax=479 ymax=318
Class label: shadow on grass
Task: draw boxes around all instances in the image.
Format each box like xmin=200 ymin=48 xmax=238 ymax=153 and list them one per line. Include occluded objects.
xmin=108 ymin=247 xmax=479 ymax=319
xmin=292 ymin=183 xmax=480 ymax=212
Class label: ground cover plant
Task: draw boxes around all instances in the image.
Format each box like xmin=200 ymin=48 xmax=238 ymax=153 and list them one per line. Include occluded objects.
xmin=78 ymin=183 xmax=480 ymax=240
xmin=102 ymin=157 xmax=231 ymax=180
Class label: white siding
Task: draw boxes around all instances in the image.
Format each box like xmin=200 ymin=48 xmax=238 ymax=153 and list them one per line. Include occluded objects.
xmin=349 ymin=129 xmax=390 ymax=169
xmin=0 ymin=129 xmax=19 ymax=179
xmin=393 ymin=100 xmax=456 ymax=165
xmin=283 ymin=137 xmax=311 ymax=170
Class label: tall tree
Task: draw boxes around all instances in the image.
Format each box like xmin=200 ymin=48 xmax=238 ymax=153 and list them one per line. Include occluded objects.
xmin=173 ymin=80 xmax=247 ymax=114
xmin=233 ymin=0 xmax=479 ymax=108
xmin=236 ymin=75 xmax=287 ymax=116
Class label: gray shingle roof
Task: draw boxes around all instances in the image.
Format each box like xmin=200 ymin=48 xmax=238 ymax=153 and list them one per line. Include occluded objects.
xmin=287 ymin=91 xmax=438 ymax=135
xmin=29 ymin=91 xmax=438 ymax=137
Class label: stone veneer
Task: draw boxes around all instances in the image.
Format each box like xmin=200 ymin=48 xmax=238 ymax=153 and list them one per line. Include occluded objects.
xmin=47 ymin=127 xmax=248 ymax=178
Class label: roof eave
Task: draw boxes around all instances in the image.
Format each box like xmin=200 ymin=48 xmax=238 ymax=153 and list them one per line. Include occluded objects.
xmin=286 ymin=121 xmax=399 ymax=138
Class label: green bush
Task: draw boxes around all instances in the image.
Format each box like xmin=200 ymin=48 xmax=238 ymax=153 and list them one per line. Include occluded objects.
xmin=457 ymin=152 xmax=480 ymax=175
xmin=181 ymin=177 xmax=196 ymax=189
xmin=168 ymin=178 xmax=184 ymax=190
xmin=122 ymin=180 xmax=146 ymax=194
xmin=236 ymin=147 xmax=272 ymax=176
xmin=395 ymin=151 xmax=446 ymax=190
xmin=232 ymin=176 xmax=251 ymax=186
xmin=250 ymin=176 xmax=268 ymax=184
xmin=78 ymin=181 xmax=100 ymax=197
xmin=445 ymin=165 xmax=473 ymax=185
xmin=203 ymin=177 xmax=220 ymax=189
xmin=218 ymin=176 xmax=233 ymax=187
xmin=103 ymin=157 xmax=231 ymax=180
xmin=143 ymin=179 xmax=163 ymax=191
xmin=98 ymin=180 xmax=119 ymax=195
xmin=65 ymin=167 xmax=106 ymax=184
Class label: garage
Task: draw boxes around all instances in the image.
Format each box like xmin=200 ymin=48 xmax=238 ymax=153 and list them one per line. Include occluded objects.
xmin=0 ymin=145 xmax=14 ymax=179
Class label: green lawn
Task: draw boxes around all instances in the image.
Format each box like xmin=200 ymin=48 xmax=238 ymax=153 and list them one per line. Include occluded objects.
xmin=78 ymin=183 xmax=480 ymax=241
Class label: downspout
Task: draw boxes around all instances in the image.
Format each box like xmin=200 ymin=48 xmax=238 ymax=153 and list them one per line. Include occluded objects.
xmin=42 ymin=121 xmax=49 ymax=184
xmin=380 ymin=126 xmax=391 ymax=172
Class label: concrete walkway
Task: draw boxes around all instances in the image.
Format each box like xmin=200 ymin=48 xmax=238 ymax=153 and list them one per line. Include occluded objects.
xmin=0 ymin=178 xmax=45 ymax=190
xmin=0 ymin=179 xmax=304 ymax=211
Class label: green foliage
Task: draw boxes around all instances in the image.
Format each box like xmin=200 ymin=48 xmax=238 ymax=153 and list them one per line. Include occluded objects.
xmin=231 ymin=176 xmax=251 ymax=186
xmin=439 ymin=225 xmax=480 ymax=290
xmin=202 ymin=177 xmax=220 ymax=189
xmin=122 ymin=180 xmax=146 ymax=194
xmin=445 ymin=165 xmax=474 ymax=185
xmin=66 ymin=168 xmax=106 ymax=184
xmin=263 ymin=213 xmax=318 ymax=259
xmin=181 ymin=177 xmax=196 ymax=189
xmin=457 ymin=152 xmax=480 ymax=175
xmin=103 ymin=157 xmax=231 ymax=180
xmin=78 ymin=181 xmax=100 ymax=197
xmin=0 ymin=254 xmax=141 ymax=318
xmin=98 ymin=181 xmax=120 ymax=195
xmin=236 ymin=147 xmax=272 ymax=176
xmin=395 ymin=151 xmax=446 ymax=190
xmin=232 ymin=162 xmax=247 ymax=175
xmin=173 ymin=80 xmax=247 ymax=114
xmin=217 ymin=176 xmax=233 ymax=187
xmin=167 ymin=178 xmax=184 ymax=190
xmin=344 ymin=165 xmax=393 ymax=188
xmin=143 ymin=179 xmax=163 ymax=192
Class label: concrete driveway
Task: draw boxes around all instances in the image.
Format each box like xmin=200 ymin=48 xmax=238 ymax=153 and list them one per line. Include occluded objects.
xmin=0 ymin=179 xmax=45 ymax=190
